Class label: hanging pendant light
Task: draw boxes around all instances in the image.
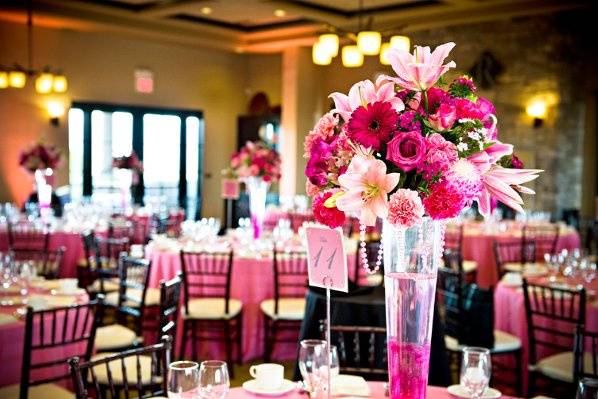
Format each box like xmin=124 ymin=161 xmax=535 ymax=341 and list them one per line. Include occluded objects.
xmin=357 ymin=31 xmax=381 ymax=55
xmin=312 ymin=42 xmax=332 ymax=65
xmin=52 ymin=74 xmax=68 ymax=93
xmin=0 ymin=71 xmax=8 ymax=89
xmin=35 ymin=72 xmax=54 ymax=94
xmin=390 ymin=35 xmax=411 ymax=52
xmin=380 ymin=43 xmax=392 ymax=65
xmin=8 ymin=70 xmax=27 ymax=88
xmin=318 ymin=33 xmax=339 ymax=57
xmin=342 ymin=45 xmax=363 ymax=67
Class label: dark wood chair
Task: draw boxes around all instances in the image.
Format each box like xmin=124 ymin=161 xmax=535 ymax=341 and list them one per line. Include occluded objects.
xmin=95 ymin=254 xmax=156 ymax=352
xmin=180 ymin=250 xmax=242 ymax=375
xmin=319 ymin=321 xmax=388 ymax=380
xmin=493 ymin=240 xmax=536 ymax=279
xmin=437 ymin=266 xmax=522 ymax=395
xmin=7 ymin=221 xmax=50 ymax=251
xmin=522 ymin=223 xmax=560 ymax=259
xmin=261 ymin=249 xmax=308 ymax=362
xmin=0 ymin=299 xmax=102 ymax=399
xmin=444 ymin=223 xmax=464 ymax=252
xmin=69 ymin=336 xmax=172 ymax=399
xmin=523 ymin=278 xmax=586 ymax=396
xmin=573 ymin=325 xmax=598 ymax=385
xmin=443 ymin=249 xmax=477 ymax=284
xmin=10 ymin=246 xmax=65 ymax=279
xmin=354 ymin=240 xmax=383 ymax=287
xmin=79 ymin=231 xmax=129 ymax=296
xmin=158 ymin=274 xmax=182 ymax=345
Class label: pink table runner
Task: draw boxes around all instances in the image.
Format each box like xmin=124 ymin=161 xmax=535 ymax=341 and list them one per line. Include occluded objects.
xmin=227 ymin=382 xmax=518 ymax=399
xmin=460 ymin=223 xmax=580 ymax=288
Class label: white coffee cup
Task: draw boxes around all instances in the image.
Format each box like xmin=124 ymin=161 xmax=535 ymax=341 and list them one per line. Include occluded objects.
xmin=59 ymin=278 xmax=78 ymax=294
xmin=249 ymin=363 xmax=284 ymax=390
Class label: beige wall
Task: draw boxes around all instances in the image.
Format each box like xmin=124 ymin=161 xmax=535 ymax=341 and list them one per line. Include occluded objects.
xmin=0 ymin=21 xmax=281 ymax=218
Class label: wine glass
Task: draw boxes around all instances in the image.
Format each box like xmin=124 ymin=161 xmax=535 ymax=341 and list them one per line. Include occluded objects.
xmin=298 ymin=339 xmax=328 ymax=397
xmin=198 ymin=360 xmax=230 ymax=399
xmin=167 ymin=361 xmax=199 ymax=399
xmin=580 ymin=260 xmax=597 ymax=284
xmin=460 ymin=347 xmax=491 ymax=399
xmin=576 ymin=377 xmax=598 ymax=399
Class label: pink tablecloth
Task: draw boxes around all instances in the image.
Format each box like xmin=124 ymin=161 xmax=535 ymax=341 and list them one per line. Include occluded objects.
xmin=147 ymin=248 xmax=355 ymax=362
xmin=228 ymin=382 xmax=518 ymax=399
xmin=0 ymin=287 xmax=89 ymax=387
xmin=0 ymin=230 xmax=84 ymax=278
xmin=461 ymin=228 xmax=581 ymax=288
xmin=494 ymin=277 xmax=598 ymax=392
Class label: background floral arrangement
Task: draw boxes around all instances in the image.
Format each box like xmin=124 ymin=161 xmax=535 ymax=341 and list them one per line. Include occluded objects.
xmin=19 ymin=142 xmax=61 ymax=173
xmin=230 ymin=140 xmax=281 ymax=183
xmin=112 ymin=151 xmax=143 ymax=174
xmin=304 ymin=42 xmax=541 ymax=229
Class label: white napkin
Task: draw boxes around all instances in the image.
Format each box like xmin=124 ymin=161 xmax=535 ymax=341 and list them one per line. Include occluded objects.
xmin=502 ymin=272 xmax=522 ymax=286
xmin=331 ymin=375 xmax=370 ymax=397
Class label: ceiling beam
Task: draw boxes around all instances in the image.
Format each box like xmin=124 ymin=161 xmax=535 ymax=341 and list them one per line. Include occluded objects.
xmin=138 ymin=0 xmax=211 ymax=18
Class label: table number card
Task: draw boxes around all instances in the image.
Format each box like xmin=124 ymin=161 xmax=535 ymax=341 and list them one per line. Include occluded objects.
xmin=305 ymin=226 xmax=348 ymax=292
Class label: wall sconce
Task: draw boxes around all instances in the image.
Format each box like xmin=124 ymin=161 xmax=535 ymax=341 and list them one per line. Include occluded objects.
xmin=526 ymin=99 xmax=547 ymax=128
xmin=46 ymin=100 xmax=65 ymax=126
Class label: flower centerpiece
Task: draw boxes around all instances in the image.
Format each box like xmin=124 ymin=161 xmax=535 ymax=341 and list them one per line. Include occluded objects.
xmin=19 ymin=142 xmax=61 ymax=174
xmin=112 ymin=151 xmax=143 ymax=206
xmin=230 ymin=140 xmax=281 ymax=238
xmin=304 ymin=42 xmax=541 ymax=399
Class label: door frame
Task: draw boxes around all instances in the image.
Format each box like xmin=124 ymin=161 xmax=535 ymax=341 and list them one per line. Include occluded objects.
xmin=72 ymin=101 xmax=204 ymax=217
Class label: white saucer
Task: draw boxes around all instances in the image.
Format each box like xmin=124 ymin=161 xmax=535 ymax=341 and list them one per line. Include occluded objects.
xmin=242 ymin=379 xmax=295 ymax=396
xmin=447 ymin=384 xmax=501 ymax=399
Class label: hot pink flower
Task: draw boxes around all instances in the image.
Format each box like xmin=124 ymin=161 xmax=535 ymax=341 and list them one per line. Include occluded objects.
xmin=423 ymin=179 xmax=466 ymax=220
xmin=420 ymin=133 xmax=458 ymax=179
xmin=382 ymin=42 xmax=456 ymax=91
xmin=304 ymin=112 xmax=338 ymax=158
xmin=330 ymin=79 xmax=404 ymax=122
xmin=306 ymin=180 xmax=320 ymax=197
xmin=386 ymin=131 xmax=426 ymax=172
xmin=428 ymin=102 xmax=457 ymax=131
xmin=313 ymin=191 xmax=346 ymax=229
xmin=347 ymin=101 xmax=399 ymax=151
xmin=388 ymin=189 xmax=425 ymax=228
xmin=336 ymin=155 xmax=400 ymax=226
xmin=398 ymin=110 xmax=421 ymax=131
xmin=445 ymin=159 xmax=482 ymax=206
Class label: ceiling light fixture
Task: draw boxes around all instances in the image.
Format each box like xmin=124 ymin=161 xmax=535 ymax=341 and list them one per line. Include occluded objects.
xmin=342 ymin=45 xmax=363 ymax=68
xmin=390 ymin=35 xmax=410 ymax=52
xmin=357 ymin=31 xmax=381 ymax=55
xmin=200 ymin=7 xmax=212 ymax=15
xmin=274 ymin=9 xmax=286 ymax=17
xmin=312 ymin=41 xmax=332 ymax=65
xmin=318 ymin=33 xmax=339 ymax=57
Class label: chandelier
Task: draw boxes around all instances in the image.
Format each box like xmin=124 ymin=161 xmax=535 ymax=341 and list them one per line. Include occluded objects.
xmin=0 ymin=0 xmax=68 ymax=93
xmin=311 ymin=0 xmax=410 ymax=68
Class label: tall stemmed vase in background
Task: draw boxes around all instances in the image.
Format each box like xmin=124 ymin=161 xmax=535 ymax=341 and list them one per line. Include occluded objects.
xmin=383 ymin=218 xmax=444 ymax=399
xmin=246 ymin=176 xmax=269 ymax=239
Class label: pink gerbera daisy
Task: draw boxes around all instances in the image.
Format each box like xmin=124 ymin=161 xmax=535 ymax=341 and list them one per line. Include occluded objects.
xmin=347 ymin=101 xmax=399 ymax=151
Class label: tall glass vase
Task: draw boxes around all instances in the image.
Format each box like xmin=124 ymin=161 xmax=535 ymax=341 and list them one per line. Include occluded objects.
xmin=246 ymin=176 xmax=269 ymax=239
xmin=383 ymin=217 xmax=445 ymax=399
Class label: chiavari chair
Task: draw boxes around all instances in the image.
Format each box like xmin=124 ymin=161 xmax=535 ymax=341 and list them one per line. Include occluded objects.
xmin=573 ymin=325 xmax=598 ymax=385
xmin=523 ymin=223 xmax=560 ymax=259
xmin=493 ymin=240 xmax=536 ymax=280
xmin=10 ymin=246 xmax=65 ymax=279
xmin=7 ymin=221 xmax=50 ymax=251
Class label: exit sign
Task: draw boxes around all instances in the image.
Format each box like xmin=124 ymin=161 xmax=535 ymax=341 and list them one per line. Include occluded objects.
xmin=135 ymin=69 xmax=153 ymax=94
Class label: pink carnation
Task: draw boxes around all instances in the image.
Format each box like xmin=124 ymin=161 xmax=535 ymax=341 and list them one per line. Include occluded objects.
xmin=420 ymin=133 xmax=458 ymax=179
xmin=304 ymin=112 xmax=338 ymax=158
xmin=313 ymin=191 xmax=346 ymax=229
xmin=445 ymin=159 xmax=482 ymax=206
xmin=423 ymin=179 xmax=466 ymax=220
xmin=388 ymin=189 xmax=424 ymax=228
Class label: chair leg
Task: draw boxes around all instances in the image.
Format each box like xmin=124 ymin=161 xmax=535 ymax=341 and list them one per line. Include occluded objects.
xmin=224 ymin=321 xmax=234 ymax=379
xmin=180 ymin=320 xmax=188 ymax=360
xmin=236 ymin=315 xmax=243 ymax=365
xmin=191 ymin=320 xmax=198 ymax=361
xmin=263 ymin=316 xmax=270 ymax=362
xmin=514 ymin=349 xmax=522 ymax=397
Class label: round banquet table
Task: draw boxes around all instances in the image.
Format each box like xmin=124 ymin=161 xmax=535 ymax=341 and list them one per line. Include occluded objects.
xmin=227 ymin=382 xmax=519 ymax=399
xmin=0 ymin=228 xmax=84 ymax=279
xmin=458 ymin=222 xmax=581 ymax=288
xmin=494 ymin=275 xmax=598 ymax=393
xmin=146 ymin=243 xmax=356 ymax=362
xmin=0 ymin=280 xmax=89 ymax=387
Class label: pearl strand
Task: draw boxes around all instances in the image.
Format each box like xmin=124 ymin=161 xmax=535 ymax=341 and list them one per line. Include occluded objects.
xmin=359 ymin=223 xmax=383 ymax=274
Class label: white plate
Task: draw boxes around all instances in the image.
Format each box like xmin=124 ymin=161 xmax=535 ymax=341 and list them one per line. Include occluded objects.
xmin=447 ymin=384 xmax=501 ymax=399
xmin=242 ymin=379 xmax=295 ymax=396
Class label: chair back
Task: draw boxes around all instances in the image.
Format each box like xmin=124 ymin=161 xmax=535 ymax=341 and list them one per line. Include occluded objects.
xmin=116 ymin=254 xmax=152 ymax=335
xmin=319 ymin=321 xmax=387 ymax=380
xmin=10 ymin=246 xmax=65 ymax=279
xmin=7 ymin=221 xmax=49 ymax=251
xmin=69 ymin=336 xmax=172 ymax=399
xmin=493 ymin=240 xmax=536 ymax=279
xmin=436 ymin=265 xmax=465 ymax=339
xmin=273 ymin=249 xmax=308 ymax=313
xmin=159 ymin=274 xmax=182 ymax=343
xmin=20 ymin=299 xmax=101 ymax=399
xmin=180 ymin=250 xmax=233 ymax=313
xmin=523 ymin=278 xmax=586 ymax=365
xmin=289 ymin=212 xmax=314 ymax=233
xmin=108 ymin=219 xmax=134 ymax=240
xmin=353 ymin=240 xmax=383 ymax=286
xmin=444 ymin=224 xmax=464 ymax=252
xmin=523 ymin=224 xmax=560 ymax=259
xmin=574 ymin=325 xmax=598 ymax=384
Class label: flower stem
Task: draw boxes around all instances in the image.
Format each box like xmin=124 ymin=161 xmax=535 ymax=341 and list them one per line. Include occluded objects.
xmin=423 ymin=90 xmax=429 ymax=114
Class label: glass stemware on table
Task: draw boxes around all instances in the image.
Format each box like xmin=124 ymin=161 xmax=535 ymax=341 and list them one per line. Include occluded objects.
xmin=544 ymin=248 xmax=596 ymax=286
xmin=577 ymin=377 xmax=598 ymax=399
xmin=298 ymin=339 xmax=329 ymax=398
xmin=460 ymin=347 xmax=491 ymax=399
xmin=168 ymin=360 xmax=230 ymax=399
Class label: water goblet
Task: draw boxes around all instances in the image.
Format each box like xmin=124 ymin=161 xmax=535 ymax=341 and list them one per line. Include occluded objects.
xmin=460 ymin=347 xmax=491 ymax=399
xmin=298 ymin=339 xmax=328 ymax=398
xmin=576 ymin=377 xmax=598 ymax=399
xmin=167 ymin=361 xmax=199 ymax=399
xmin=198 ymin=360 xmax=229 ymax=399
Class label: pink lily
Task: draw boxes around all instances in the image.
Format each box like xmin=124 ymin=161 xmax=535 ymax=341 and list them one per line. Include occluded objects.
xmin=329 ymin=79 xmax=404 ymax=122
xmin=336 ymin=155 xmax=400 ymax=226
xmin=381 ymin=42 xmax=456 ymax=91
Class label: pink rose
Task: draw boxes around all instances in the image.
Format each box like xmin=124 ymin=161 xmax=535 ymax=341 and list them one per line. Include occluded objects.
xmin=386 ymin=131 xmax=426 ymax=172
xmin=428 ymin=103 xmax=456 ymax=131
xmin=420 ymin=133 xmax=458 ymax=179
xmin=388 ymin=189 xmax=425 ymax=228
